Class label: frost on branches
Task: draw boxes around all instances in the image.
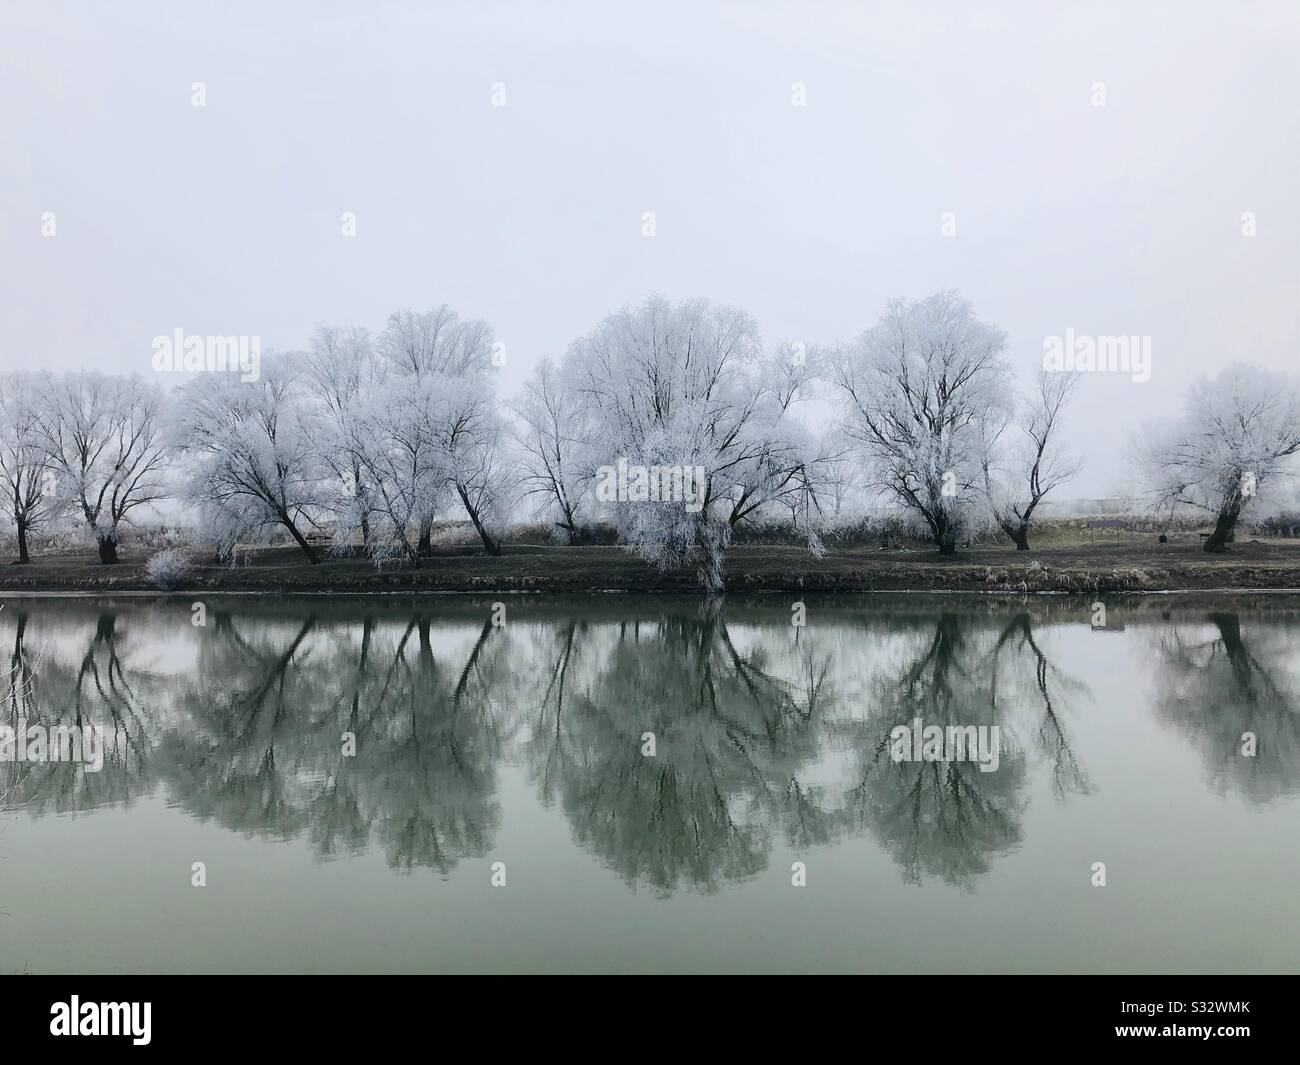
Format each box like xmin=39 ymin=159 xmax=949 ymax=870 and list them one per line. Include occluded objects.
xmin=1136 ymin=364 xmax=1300 ymax=552
xmin=565 ymin=296 xmax=819 ymax=590
xmin=831 ymin=290 xmax=1011 ymax=555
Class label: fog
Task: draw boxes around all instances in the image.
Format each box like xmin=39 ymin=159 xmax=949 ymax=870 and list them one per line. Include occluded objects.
xmin=2 ymin=0 xmax=1296 ymax=497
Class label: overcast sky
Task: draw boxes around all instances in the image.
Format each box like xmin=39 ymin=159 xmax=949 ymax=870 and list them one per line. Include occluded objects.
xmin=2 ymin=0 xmax=1296 ymax=497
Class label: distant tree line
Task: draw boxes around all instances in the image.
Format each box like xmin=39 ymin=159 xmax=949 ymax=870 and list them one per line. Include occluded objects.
xmin=1 ymin=291 xmax=1297 ymax=586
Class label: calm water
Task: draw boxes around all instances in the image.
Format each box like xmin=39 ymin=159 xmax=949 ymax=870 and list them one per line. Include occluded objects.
xmin=0 ymin=593 xmax=1297 ymax=974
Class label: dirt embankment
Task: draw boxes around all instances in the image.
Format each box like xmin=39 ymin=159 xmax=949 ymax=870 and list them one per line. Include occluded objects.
xmin=1 ymin=541 xmax=1298 ymax=595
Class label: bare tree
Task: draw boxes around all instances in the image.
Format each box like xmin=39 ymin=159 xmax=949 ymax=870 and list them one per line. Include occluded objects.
xmin=172 ymin=355 xmax=325 ymax=563
xmin=1137 ymin=364 xmax=1300 ymax=552
xmin=352 ymin=375 xmax=449 ymax=565
xmin=831 ymin=290 xmax=1011 ymax=554
xmin=0 ymin=373 xmax=61 ymax=563
xmin=566 ymin=296 xmax=814 ymax=588
xmin=445 ymin=381 xmax=509 ymax=556
xmin=35 ymin=372 xmax=167 ymax=564
xmin=511 ymin=356 xmax=587 ymax=543
xmin=304 ymin=325 xmax=378 ymax=553
xmin=376 ymin=306 xmax=493 ymax=379
xmin=375 ymin=305 xmax=499 ymax=555
xmin=981 ymin=370 xmax=1082 ymax=550
xmin=721 ymin=349 xmax=823 ymax=541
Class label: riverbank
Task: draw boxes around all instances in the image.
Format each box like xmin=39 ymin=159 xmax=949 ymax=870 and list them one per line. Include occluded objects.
xmin=2 ymin=539 xmax=1300 ymax=594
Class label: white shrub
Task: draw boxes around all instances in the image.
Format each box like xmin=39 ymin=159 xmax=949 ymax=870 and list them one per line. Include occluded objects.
xmin=146 ymin=547 xmax=194 ymax=590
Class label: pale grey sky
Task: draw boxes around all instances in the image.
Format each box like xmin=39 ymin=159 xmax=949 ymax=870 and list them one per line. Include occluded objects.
xmin=2 ymin=0 xmax=1296 ymax=496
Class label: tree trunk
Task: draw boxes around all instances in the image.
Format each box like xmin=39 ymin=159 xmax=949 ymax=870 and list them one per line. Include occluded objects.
xmin=561 ymin=503 xmax=579 ymax=545
xmin=16 ymin=518 xmax=30 ymax=563
xmin=457 ymin=485 xmax=502 ymax=556
xmin=393 ymin=531 xmax=421 ymax=567
xmin=417 ymin=520 xmax=432 ymax=557
xmin=470 ymin=518 xmax=502 ymax=556
xmin=97 ymin=535 xmax=119 ymax=565
xmin=1203 ymin=507 xmax=1239 ymax=553
xmin=354 ymin=465 xmax=372 ymax=555
xmin=997 ymin=515 xmax=1030 ymax=551
xmin=282 ymin=517 xmax=320 ymax=564
xmin=933 ymin=513 xmax=959 ymax=555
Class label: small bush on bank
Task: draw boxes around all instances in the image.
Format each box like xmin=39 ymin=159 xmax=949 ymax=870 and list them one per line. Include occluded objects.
xmin=145 ymin=547 xmax=194 ymax=590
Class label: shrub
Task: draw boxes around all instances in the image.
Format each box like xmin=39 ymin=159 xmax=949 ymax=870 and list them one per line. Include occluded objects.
xmin=145 ymin=547 xmax=194 ymax=590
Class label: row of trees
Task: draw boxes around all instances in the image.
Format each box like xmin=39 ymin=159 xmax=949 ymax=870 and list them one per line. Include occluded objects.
xmin=515 ymin=289 xmax=1300 ymax=568
xmin=1 ymin=291 xmax=1296 ymax=585
xmin=181 ymin=308 xmax=509 ymax=566
xmin=512 ymin=290 xmax=1092 ymax=575
xmin=0 ymin=307 xmax=507 ymax=567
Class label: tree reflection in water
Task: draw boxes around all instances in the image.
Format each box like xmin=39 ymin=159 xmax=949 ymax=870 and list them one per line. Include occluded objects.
xmin=158 ymin=610 xmax=509 ymax=874
xmin=3 ymin=597 xmax=1292 ymax=893
xmin=519 ymin=601 xmax=831 ymax=894
xmin=837 ymin=614 xmax=1029 ymax=888
xmin=1153 ymin=611 xmax=1300 ymax=803
xmin=3 ymin=608 xmax=158 ymax=812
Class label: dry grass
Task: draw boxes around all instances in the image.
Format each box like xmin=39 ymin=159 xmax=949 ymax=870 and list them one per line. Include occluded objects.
xmin=0 ymin=533 xmax=1298 ymax=593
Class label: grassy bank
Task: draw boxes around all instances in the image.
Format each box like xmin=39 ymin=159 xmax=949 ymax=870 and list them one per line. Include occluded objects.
xmin=2 ymin=536 xmax=1300 ymax=594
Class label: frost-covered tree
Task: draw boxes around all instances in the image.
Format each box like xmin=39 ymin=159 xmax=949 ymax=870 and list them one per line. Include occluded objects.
xmin=197 ymin=497 xmax=278 ymax=565
xmin=376 ymin=306 xmax=493 ymax=380
xmin=511 ymin=356 xmax=589 ymax=543
xmin=303 ymin=325 xmax=378 ymax=553
xmin=34 ymin=372 xmax=167 ymax=563
xmin=830 ymin=290 xmax=1011 ymax=554
xmin=0 ymin=373 xmax=60 ymax=563
xmin=719 ymin=349 xmax=825 ymax=546
xmin=567 ymin=296 xmax=814 ymax=589
xmin=350 ymin=374 xmax=448 ymax=565
xmin=444 ymin=381 xmax=510 ymax=556
xmin=375 ymin=305 xmax=502 ymax=555
xmin=980 ymin=370 xmax=1081 ymax=550
xmin=1137 ymin=363 xmax=1300 ymax=552
xmin=808 ymin=427 xmax=862 ymax=519
xmin=171 ymin=355 xmax=325 ymax=563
